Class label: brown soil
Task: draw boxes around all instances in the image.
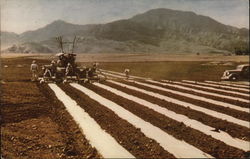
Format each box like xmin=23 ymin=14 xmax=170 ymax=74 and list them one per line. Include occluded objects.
xmin=105 ymin=81 xmax=250 ymax=141
xmin=59 ymin=84 xmax=175 ymax=158
xmin=184 ymin=82 xmax=250 ymax=94
xmin=205 ymin=82 xmax=249 ymax=89
xmin=85 ymin=83 xmax=247 ymax=158
xmin=121 ymin=80 xmax=250 ymax=122
xmin=176 ymin=81 xmax=249 ymax=99
xmin=146 ymin=80 xmax=250 ymax=108
xmin=1 ymin=57 xmax=100 ymax=158
xmin=1 ymin=56 xmax=249 ymax=158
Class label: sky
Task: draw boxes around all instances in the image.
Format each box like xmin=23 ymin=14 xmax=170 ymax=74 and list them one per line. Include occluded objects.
xmin=1 ymin=0 xmax=249 ymax=34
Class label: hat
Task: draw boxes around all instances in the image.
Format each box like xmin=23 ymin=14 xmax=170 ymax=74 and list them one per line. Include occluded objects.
xmin=56 ymin=52 xmax=64 ymax=57
xmin=32 ymin=60 xmax=36 ymax=64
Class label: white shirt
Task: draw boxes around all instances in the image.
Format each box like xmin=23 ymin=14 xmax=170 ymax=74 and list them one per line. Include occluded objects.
xmin=30 ymin=63 xmax=38 ymax=71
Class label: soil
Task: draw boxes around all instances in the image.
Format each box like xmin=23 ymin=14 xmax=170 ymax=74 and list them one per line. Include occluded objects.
xmin=150 ymin=80 xmax=250 ymax=107
xmin=59 ymin=84 xmax=175 ymax=158
xmin=84 ymin=83 xmax=247 ymax=158
xmin=1 ymin=56 xmax=249 ymax=158
xmin=105 ymin=81 xmax=250 ymax=141
xmin=121 ymin=80 xmax=250 ymax=122
xmin=184 ymin=82 xmax=250 ymax=94
xmin=174 ymin=82 xmax=249 ymax=100
xmin=1 ymin=57 xmax=100 ymax=158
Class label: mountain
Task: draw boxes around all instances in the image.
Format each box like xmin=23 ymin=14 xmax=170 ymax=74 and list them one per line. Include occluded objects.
xmin=0 ymin=31 xmax=19 ymax=49
xmin=4 ymin=42 xmax=53 ymax=53
xmin=2 ymin=8 xmax=249 ymax=53
xmin=18 ymin=20 xmax=93 ymax=42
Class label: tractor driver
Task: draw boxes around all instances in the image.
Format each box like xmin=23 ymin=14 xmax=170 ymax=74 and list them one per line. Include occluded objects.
xmin=57 ymin=54 xmax=67 ymax=67
xmin=65 ymin=63 xmax=74 ymax=76
xmin=68 ymin=53 xmax=76 ymax=67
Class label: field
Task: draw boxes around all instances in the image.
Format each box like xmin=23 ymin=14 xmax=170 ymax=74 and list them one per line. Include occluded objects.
xmin=1 ymin=53 xmax=249 ymax=158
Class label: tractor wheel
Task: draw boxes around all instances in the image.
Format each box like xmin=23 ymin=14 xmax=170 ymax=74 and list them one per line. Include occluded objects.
xmin=98 ymin=72 xmax=107 ymax=82
xmin=230 ymin=75 xmax=238 ymax=81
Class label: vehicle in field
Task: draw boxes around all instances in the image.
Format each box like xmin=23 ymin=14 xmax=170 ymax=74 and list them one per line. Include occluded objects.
xmin=39 ymin=36 xmax=106 ymax=83
xmin=221 ymin=64 xmax=250 ymax=81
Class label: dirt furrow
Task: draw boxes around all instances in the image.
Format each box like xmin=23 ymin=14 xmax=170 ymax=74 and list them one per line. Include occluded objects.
xmin=121 ymin=80 xmax=250 ymax=122
xmin=145 ymin=80 xmax=249 ymax=108
xmin=37 ymin=84 xmax=101 ymax=158
xmin=59 ymin=84 xmax=175 ymax=158
xmin=183 ymin=80 xmax=249 ymax=93
xmin=205 ymin=81 xmax=250 ymax=89
xmin=85 ymin=83 xmax=248 ymax=158
xmin=164 ymin=80 xmax=250 ymax=99
xmin=104 ymin=81 xmax=250 ymax=141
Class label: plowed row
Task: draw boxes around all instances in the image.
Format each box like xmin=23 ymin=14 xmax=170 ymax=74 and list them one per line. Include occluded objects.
xmin=42 ymin=69 xmax=249 ymax=158
xmin=2 ymin=58 xmax=249 ymax=158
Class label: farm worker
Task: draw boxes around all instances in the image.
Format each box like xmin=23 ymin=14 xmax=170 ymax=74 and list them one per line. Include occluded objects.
xmin=30 ymin=60 xmax=38 ymax=81
xmin=50 ymin=60 xmax=56 ymax=77
xmin=92 ymin=62 xmax=98 ymax=72
xmin=65 ymin=63 xmax=74 ymax=76
xmin=68 ymin=53 xmax=76 ymax=66
xmin=58 ymin=54 xmax=67 ymax=67
xmin=43 ymin=66 xmax=52 ymax=78
xmin=124 ymin=69 xmax=130 ymax=79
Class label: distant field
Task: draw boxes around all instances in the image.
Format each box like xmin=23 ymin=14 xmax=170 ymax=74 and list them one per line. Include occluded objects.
xmin=96 ymin=61 xmax=246 ymax=81
xmin=1 ymin=52 xmax=249 ymax=62
xmin=1 ymin=53 xmax=249 ymax=81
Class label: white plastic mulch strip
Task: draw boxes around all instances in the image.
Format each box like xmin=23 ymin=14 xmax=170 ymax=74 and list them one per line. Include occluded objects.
xmin=101 ymin=69 xmax=151 ymax=80
xmin=48 ymin=84 xmax=134 ymax=158
xmin=183 ymin=80 xmax=249 ymax=93
xmin=109 ymin=80 xmax=249 ymax=128
xmin=71 ymin=83 xmax=212 ymax=158
xmin=162 ymin=80 xmax=249 ymax=103
xmin=94 ymin=82 xmax=250 ymax=151
xmin=169 ymin=80 xmax=249 ymax=97
xmin=233 ymin=81 xmax=250 ymax=86
xmin=146 ymin=80 xmax=249 ymax=112
xmin=205 ymin=81 xmax=250 ymax=89
xmin=102 ymin=72 xmax=126 ymax=79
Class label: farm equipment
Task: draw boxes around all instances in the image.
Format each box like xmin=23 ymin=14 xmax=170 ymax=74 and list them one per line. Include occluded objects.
xmin=39 ymin=36 xmax=106 ymax=84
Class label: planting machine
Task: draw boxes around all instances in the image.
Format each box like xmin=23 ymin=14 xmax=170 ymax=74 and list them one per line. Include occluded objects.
xmin=39 ymin=36 xmax=106 ymax=84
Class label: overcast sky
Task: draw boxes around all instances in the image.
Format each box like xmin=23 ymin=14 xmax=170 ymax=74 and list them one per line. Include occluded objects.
xmin=1 ymin=0 xmax=249 ymax=34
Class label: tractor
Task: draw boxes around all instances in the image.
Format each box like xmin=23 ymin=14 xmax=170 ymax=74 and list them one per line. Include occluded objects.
xmin=39 ymin=36 xmax=106 ymax=84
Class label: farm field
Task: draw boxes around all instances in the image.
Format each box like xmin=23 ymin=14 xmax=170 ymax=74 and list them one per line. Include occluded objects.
xmin=1 ymin=55 xmax=250 ymax=158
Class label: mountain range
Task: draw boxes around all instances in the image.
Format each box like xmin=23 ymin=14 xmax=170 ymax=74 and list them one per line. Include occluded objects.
xmin=1 ymin=8 xmax=249 ymax=54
